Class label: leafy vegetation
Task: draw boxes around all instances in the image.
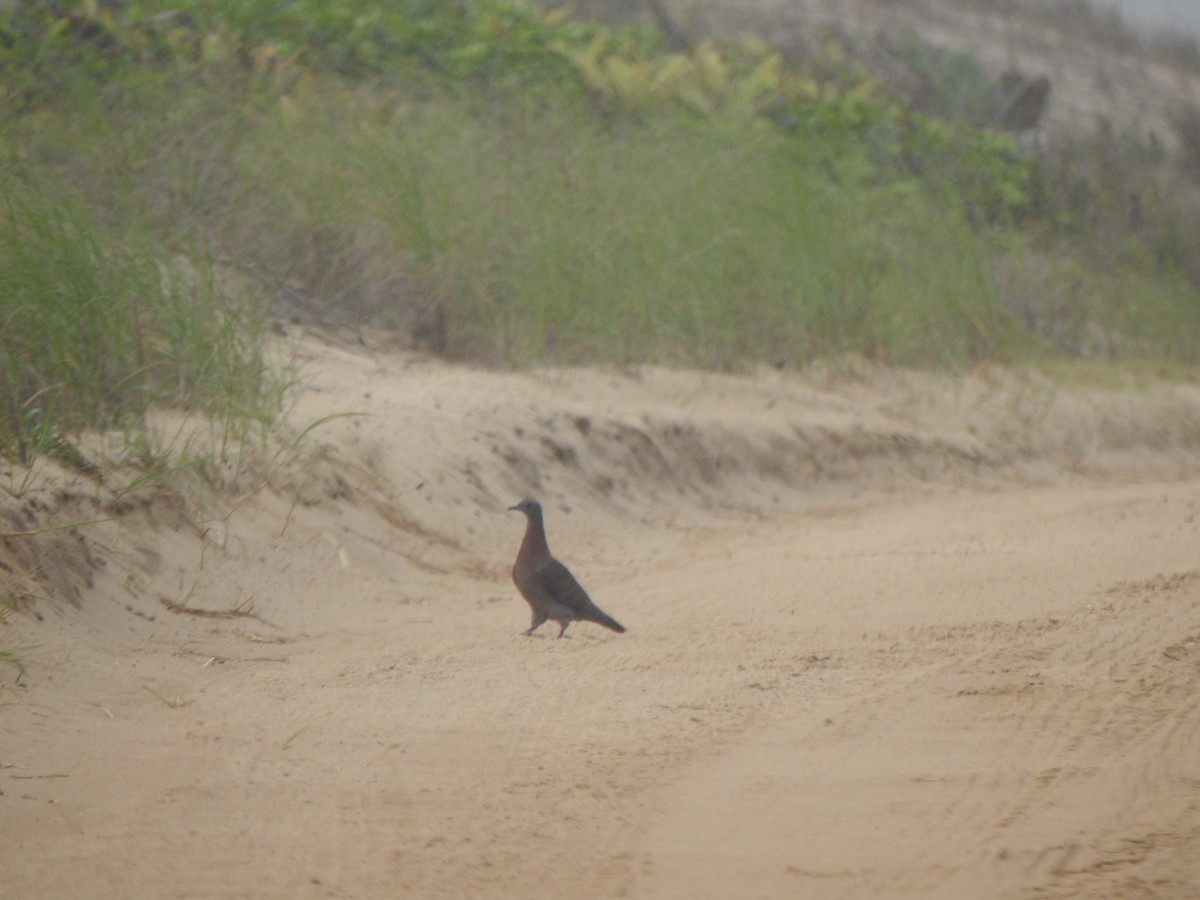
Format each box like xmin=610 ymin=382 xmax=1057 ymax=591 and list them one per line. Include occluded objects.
xmin=2 ymin=0 xmax=1198 ymax=467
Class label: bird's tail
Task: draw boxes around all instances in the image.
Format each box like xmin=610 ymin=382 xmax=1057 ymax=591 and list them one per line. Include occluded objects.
xmin=591 ymin=608 xmax=626 ymax=634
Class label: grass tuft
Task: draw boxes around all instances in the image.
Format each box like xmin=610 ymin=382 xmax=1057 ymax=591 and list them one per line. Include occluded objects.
xmin=0 ymin=166 xmax=282 ymax=465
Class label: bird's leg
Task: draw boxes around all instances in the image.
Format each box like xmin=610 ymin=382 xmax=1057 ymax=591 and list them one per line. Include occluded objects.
xmin=556 ymin=622 xmax=569 ymax=639
xmin=520 ymin=625 xmax=537 ymax=636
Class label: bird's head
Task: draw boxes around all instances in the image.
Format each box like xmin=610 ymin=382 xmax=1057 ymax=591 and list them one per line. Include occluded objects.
xmin=507 ymin=498 xmax=542 ymax=518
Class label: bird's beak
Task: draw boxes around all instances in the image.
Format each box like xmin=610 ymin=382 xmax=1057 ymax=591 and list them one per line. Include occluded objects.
xmin=507 ymin=504 xmax=520 ymax=511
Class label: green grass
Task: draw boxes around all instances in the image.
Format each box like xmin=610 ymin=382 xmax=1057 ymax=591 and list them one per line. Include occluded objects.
xmin=225 ymin=85 xmax=1191 ymax=370
xmin=0 ymin=165 xmax=281 ymax=466
xmin=0 ymin=643 xmax=30 ymax=682
xmin=15 ymin=60 xmax=1198 ymax=376
xmin=35 ymin=75 xmax=1023 ymax=367
xmin=0 ymin=592 xmax=30 ymax=682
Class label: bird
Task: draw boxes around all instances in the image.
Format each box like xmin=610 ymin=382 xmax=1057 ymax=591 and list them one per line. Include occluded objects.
xmin=507 ymin=498 xmax=626 ymax=639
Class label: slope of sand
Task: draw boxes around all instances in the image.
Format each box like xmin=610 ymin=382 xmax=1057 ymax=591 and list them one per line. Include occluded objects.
xmin=3 ymin=332 xmax=1200 ymax=898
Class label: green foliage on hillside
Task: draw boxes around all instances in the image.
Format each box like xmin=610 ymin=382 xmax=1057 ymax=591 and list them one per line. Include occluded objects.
xmin=1 ymin=0 xmax=1197 ymax=463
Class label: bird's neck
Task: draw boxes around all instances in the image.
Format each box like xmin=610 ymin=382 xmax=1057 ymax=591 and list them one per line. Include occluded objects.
xmin=517 ymin=513 xmax=551 ymax=563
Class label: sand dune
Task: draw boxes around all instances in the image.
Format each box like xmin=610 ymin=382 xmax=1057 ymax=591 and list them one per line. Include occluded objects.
xmin=3 ymin=333 xmax=1199 ymax=898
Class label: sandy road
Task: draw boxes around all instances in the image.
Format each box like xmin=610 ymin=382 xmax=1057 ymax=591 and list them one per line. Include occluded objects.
xmin=2 ymin=337 xmax=1199 ymax=898
xmin=626 ymin=485 xmax=1200 ymax=899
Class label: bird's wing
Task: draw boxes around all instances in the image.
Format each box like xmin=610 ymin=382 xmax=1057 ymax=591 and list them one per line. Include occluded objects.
xmin=536 ymin=558 xmax=596 ymax=614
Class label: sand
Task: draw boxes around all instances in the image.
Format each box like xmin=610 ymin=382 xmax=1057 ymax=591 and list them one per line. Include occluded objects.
xmin=3 ymin=332 xmax=1200 ymax=898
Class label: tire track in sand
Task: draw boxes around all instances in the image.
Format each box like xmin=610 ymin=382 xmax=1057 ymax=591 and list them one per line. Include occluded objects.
xmin=624 ymin=488 xmax=1200 ymax=899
